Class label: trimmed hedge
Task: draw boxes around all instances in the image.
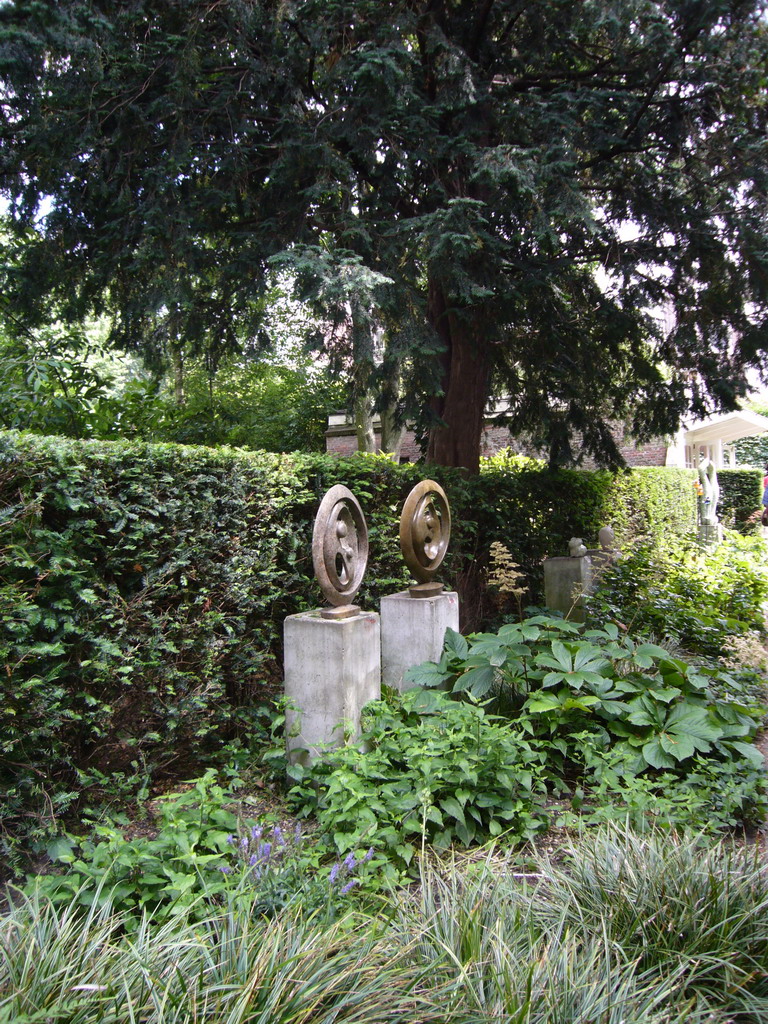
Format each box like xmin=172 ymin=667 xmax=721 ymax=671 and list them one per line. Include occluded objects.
xmin=718 ymin=468 xmax=763 ymax=532
xmin=0 ymin=432 xmax=697 ymax=854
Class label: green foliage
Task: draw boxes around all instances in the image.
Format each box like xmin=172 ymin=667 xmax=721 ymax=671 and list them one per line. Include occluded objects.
xmin=545 ymin=828 xmax=768 ymax=1018
xmin=160 ymin=358 xmax=347 ymax=454
xmin=2 ymin=888 xmax=441 ymax=1024
xmin=399 ymin=827 xmax=768 ymax=1021
xmin=0 ymin=428 xmax=720 ymax=860
xmin=288 ymin=689 xmax=549 ymax=871
xmin=408 ymin=617 xmax=764 ymax=779
xmin=7 ymin=827 xmax=768 ymax=1024
xmin=588 ymin=533 xmax=768 ymax=657
xmin=0 ymin=327 xmax=117 ymax=438
xmin=2 ymin=1 xmax=768 ymax=469
xmin=29 ymin=767 xmax=379 ymax=926
xmin=565 ymin=747 xmax=768 ymax=833
xmin=0 ymin=434 xmax=323 ymax=864
xmin=33 ymin=770 xmax=242 ymax=923
xmin=0 ymin=430 xmax=730 ymax=861
xmin=718 ymin=467 xmax=763 ymax=532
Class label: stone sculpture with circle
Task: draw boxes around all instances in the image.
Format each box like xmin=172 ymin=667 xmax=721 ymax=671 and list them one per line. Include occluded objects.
xmin=399 ymin=480 xmax=451 ymax=597
xmin=312 ymin=484 xmax=369 ymax=618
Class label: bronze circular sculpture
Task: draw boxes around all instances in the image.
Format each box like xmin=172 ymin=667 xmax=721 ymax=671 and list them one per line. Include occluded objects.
xmin=399 ymin=480 xmax=451 ymax=588
xmin=312 ymin=485 xmax=369 ymax=610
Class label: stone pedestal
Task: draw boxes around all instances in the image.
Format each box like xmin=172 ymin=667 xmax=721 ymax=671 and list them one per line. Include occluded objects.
xmin=584 ymin=549 xmax=614 ymax=592
xmin=380 ymin=589 xmax=459 ymax=691
xmin=543 ymin=556 xmax=593 ymax=622
xmin=283 ymin=609 xmax=381 ymax=765
xmin=698 ymin=522 xmax=723 ymax=547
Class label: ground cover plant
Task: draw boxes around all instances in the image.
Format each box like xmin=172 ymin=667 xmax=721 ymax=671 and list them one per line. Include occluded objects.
xmin=4 ymin=826 xmax=768 ymax=1023
xmin=290 ymin=612 xmax=767 ymax=849
xmin=587 ymin=532 xmax=768 ymax=658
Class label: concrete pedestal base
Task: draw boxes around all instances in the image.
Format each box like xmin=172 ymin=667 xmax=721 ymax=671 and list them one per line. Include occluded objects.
xmin=543 ymin=556 xmax=593 ymax=622
xmin=380 ymin=589 xmax=459 ymax=691
xmin=698 ymin=522 xmax=723 ymax=547
xmin=283 ymin=609 xmax=380 ymax=765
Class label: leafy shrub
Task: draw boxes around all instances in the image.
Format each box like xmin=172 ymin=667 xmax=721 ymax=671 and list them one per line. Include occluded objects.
xmin=33 ymin=770 xmax=242 ymax=923
xmin=288 ymin=689 xmax=549 ymax=870
xmin=406 ymin=616 xmax=767 ymax=829
xmin=587 ymin=533 xmax=768 ymax=657
xmin=718 ymin=468 xmax=763 ymax=532
xmin=0 ymin=430 xmax=702 ymax=860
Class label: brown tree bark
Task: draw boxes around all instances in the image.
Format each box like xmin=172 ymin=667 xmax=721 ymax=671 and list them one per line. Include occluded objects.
xmin=425 ymin=277 xmax=490 ymax=474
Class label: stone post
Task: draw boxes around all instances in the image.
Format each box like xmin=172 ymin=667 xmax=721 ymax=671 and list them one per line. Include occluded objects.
xmin=543 ymin=554 xmax=593 ymax=622
xmin=285 ymin=485 xmax=380 ymax=766
xmin=284 ymin=609 xmax=380 ymax=765
xmin=380 ymin=479 xmax=459 ymax=689
xmin=380 ymin=589 xmax=459 ymax=691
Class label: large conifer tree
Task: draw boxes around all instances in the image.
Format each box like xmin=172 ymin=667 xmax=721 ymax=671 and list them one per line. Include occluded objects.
xmin=1 ymin=0 xmax=767 ymax=470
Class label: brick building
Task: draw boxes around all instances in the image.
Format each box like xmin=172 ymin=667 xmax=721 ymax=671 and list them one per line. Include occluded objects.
xmin=325 ymin=409 xmax=768 ymax=469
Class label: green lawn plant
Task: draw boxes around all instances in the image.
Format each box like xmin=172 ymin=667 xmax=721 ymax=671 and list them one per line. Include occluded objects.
xmin=5 ymin=826 xmax=768 ymax=1023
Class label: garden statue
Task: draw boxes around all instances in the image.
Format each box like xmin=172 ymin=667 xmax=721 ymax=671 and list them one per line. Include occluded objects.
xmin=697 ymin=458 xmax=720 ymax=527
xmin=312 ymin=484 xmax=369 ymax=617
xmin=400 ymin=479 xmax=451 ymax=596
xmin=598 ymin=525 xmax=616 ymax=552
xmin=568 ymin=537 xmax=587 ymax=558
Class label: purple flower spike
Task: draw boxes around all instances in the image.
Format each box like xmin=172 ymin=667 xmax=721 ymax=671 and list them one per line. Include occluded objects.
xmin=226 ymin=835 xmax=235 ymax=846
xmin=343 ymin=851 xmax=357 ymax=872
xmin=249 ymin=853 xmax=258 ymax=867
xmin=218 ymin=865 xmax=233 ymax=874
xmin=329 ymin=862 xmax=340 ymax=884
xmin=240 ymin=836 xmax=249 ymax=850
xmin=364 ymin=847 xmax=375 ymax=863
xmin=251 ymin=825 xmax=263 ymax=841
xmin=340 ymin=879 xmax=358 ymax=895
xmin=294 ymin=824 xmax=302 ymax=843
xmin=258 ymin=841 xmax=272 ymax=860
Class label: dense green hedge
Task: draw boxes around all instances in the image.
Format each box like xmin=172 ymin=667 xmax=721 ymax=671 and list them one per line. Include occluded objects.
xmin=718 ymin=469 xmax=763 ymax=532
xmin=0 ymin=432 xmax=697 ymax=853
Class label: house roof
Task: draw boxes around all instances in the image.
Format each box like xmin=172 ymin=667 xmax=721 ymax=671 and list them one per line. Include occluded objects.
xmin=684 ymin=410 xmax=768 ymax=445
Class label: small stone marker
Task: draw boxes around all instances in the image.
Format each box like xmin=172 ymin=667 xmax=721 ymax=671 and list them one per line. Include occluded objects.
xmin=284 ymin=485 xmax=380 ymax=765
xmin=543 ymin=538 xmax=593 ymax=622
xmin=381 ymin=480 xmax=459 ymax=690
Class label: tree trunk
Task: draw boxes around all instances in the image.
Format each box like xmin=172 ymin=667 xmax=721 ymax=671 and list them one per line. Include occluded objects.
xmin=379 ymin=401 xmax=404 ymax=461
xmin=351 ymin=300 xmax=376 ymax=452
xmin=353 ymin=393 xmax=376 ymax=452
xmin=425 ymin=277 xmax=490 ymax=474
xmin=170 ymin=343 xmax=185 ymax=406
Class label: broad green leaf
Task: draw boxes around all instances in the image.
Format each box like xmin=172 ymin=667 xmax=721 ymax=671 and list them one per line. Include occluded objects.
xmin=409 ymin=688 xmax=444 ymax=714
xmin=524 ymin=692 xmax=562 ymax=713
xmin=659 ymin=730 xmax=696 ymax=761
xmin=440 ymin=796 xmax=466 ymax=825
xmin=443 ymin=627 xmax=469 ymax=660
xmin=641 ymin=737 xmax=676 ymax=769
xmin=726 ymin=740 xmax=764 ymax=767
xmin=665 ymin=704 xmax=722 ymax=747
xmin=404 ymin=661 xmax=450 ymax=689
xmin=453 ymin=664 xmax=495 ymax=697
